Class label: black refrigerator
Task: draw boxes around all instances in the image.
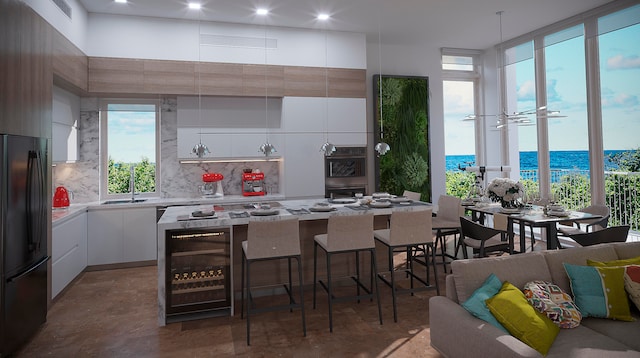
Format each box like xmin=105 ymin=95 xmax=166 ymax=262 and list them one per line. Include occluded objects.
xmin=0 ymin=134 xmax=49 ymax=356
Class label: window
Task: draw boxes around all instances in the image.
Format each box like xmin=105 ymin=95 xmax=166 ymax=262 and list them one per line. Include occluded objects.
xmin=100 ymin=100 xmax=159 ymax=198
xmin=442 ymin=49 xmax=480 ymax=196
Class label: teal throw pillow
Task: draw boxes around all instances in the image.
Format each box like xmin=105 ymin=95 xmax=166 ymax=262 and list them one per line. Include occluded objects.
xmin=461 ymin=273 xmax=508 ymax=333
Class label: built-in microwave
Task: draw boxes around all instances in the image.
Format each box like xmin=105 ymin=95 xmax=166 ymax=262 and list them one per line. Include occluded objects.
xmin=324 ymin=147 xmax=367 ymax=198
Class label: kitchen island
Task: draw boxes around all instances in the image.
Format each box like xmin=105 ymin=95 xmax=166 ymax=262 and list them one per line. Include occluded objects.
xmin=157 ymin=198 xmax=432 ymax=325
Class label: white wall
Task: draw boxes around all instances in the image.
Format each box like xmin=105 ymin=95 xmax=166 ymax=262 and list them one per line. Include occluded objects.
xmin=86 ymin=14 xmax=366 ymax=69
xmin=366 ymin=40 xmax=447 ymax=200
xmin=23 ymin=0 xmax=88 ymax=52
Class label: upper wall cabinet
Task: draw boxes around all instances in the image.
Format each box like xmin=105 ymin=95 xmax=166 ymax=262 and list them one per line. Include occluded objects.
xmin=87 ymin=57 xmax=365 ymax=98
xmin=52 ymin=86 xmax=80 ymax=163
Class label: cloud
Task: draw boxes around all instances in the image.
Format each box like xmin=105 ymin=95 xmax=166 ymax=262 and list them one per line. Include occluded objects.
xmin=546 ymin=79 xmax=562 ymax=103
xmin=602 ymin=92 xmax=639 ymax=108
xmin=606 ymin=54 xmax=640 ymax=70
xmin=517 ymin=80 xmax=536 ymax=101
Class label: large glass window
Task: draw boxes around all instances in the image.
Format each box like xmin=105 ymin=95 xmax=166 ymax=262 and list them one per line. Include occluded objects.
xmin=442 ymin=50 xmax=480 ymax=197
xmin=101 ymin=101 xmax=159 ymax=198
xmin=598 ymin=7 xmax=640 ymax=230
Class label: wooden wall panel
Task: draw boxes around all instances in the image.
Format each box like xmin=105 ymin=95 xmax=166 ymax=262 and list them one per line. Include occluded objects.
xmin=52 ymin=30 xmax=87 ymax=92
xmin=197 ymin=62 xmax=243 ymax=96
xmin=143 ymin=60 xmax=195 ymax=95
xmin=0 ymin=0 xmax=23 ymax=135
xmin=89 ymin=57 xmax=144 ymax=93
xmin=328 ymin=68 xmax=366 ymax=98
xmin=283 ymin=66 xmax=326 ymax=97
xmin=19 ymin=5 xmax=52 ymax=138
xmin=242 ymin=64 xmax=284 ymax=97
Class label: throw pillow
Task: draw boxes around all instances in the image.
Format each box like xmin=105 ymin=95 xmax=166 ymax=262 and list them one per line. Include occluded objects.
xmin=587 ymin=256 xmax=640 ymax=267
xmin=461 ymin=273 xmax=508 ymax=333
xmin=563 ymin=263 xmax=634 ymax=321
xmin=624 ymin=265 xmax=640 ymax=311
xmin=486 ymin=281 xmax=560 ymax=356
xmin=524 ymin=280 xmax=582 ymax=328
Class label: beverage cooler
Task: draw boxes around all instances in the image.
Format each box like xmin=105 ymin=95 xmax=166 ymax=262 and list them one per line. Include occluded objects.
xmin=165 ymin=228 xmax=231 ymax=319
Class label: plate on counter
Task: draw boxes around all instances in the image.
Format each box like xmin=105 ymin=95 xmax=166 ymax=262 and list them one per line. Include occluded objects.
xmin=369 ymin=201 xmax=392 ymax=208
xmin=499 ymin=207 xmax=522 ymax=214
xmin=309 ymin=206 xmax=337 ymax=212
xmin=390 ymin=197 xmax=412 ymax=204
xmin=372 ymin=192 xmax=392 ymax=199
xmin=250 ymin=209 xmax=279 ymax=216
xmin=329 ymin=198 xmax=358 ymax=204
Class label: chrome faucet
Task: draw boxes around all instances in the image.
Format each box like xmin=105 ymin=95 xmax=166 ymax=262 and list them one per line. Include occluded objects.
xmin=130 ymin=165 xmax=136 ymax=201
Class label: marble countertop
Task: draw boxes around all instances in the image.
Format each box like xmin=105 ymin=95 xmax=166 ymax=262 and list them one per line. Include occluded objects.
xmin=157 ymin=198 xmax=432 ymax=231
xmin=51 ymin=194 xmax=286 ymax=227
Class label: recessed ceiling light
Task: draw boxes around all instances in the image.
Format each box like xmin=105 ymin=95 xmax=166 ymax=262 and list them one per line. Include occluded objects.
xmin=317 ymin=14 xmax=330 ymax=21
xmin=256 ymin=8 xmax=269 ymax=16
xmin=188 ymin=3 xmax=201 ymax=10
xmin=115 ymin=0 xmax=127 ymax=3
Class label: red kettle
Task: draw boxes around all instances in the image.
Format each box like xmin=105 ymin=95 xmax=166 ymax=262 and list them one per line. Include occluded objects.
xmin=53 ymin=186 xmax=70 ymax=208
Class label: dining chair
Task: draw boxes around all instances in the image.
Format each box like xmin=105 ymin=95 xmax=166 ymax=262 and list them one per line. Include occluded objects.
xmin=241 ymin=217 xmax=306 ymax=345
xmin=565 ymin=225 xmax=629 ymax=247
xmin=373 ymin=208 xmax=438 ymax=322
xmin=402 ymin=190 xmax=422 ymax=201
xmin=313 ymin=213 xmax=383 ymax=332
xmin=458 ymin=216 xmax=511 ymax=258
xmin=494 ymin=212 xmax=535 ymax=252
xmin=558 ymin=204 xmax=610 ymax=237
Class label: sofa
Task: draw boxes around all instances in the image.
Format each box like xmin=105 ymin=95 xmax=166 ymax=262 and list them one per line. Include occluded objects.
xmin=429 ymin=241 xmax=640 ymax=358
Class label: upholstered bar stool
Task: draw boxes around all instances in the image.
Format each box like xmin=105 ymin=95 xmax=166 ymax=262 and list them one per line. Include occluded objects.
xmin=431 ymin=195 xmax=463 ymax=272
xmin=313 ymin=213 xmax=383 ymax=332
xmin=241 ymin=217 xmax=305 ymax=345
xmin=373 ymin=208 xmax=438 ymax=322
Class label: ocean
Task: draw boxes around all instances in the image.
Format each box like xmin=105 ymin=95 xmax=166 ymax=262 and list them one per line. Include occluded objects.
xmin=445 ymin=150 xmax=626 ymax=172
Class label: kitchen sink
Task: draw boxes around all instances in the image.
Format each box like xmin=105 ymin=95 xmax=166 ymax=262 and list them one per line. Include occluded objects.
xmin=101 ymin=199 xmax=148 ymax=205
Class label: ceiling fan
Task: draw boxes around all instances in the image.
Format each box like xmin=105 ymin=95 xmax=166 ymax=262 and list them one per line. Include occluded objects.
xmin=464 ymin=106 xmax=566 ymax=129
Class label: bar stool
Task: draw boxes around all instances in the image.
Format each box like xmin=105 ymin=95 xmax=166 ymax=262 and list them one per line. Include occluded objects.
xmin=241 ymin=217 xmax=306 ymax=345
xmin=431 ymin=195 xmax=463 ymax=272
xmin=313 ymin=213 xmax=383 ymax=332
xmin=373 ymin=208 xmax=438 ymax=322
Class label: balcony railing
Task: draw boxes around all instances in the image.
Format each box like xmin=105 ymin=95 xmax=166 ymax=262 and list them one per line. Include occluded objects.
xmin=519 ymin=169 xmax=640 ymax=233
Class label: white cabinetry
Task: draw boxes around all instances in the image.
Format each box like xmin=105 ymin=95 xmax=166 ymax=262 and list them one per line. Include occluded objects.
xmin=52 ymin=211 xmax=87 ymax=299
xmin=88 ymin=207 xmax=157 ymax=266
xmin=52 ymin=86 xmax=80 ymax=163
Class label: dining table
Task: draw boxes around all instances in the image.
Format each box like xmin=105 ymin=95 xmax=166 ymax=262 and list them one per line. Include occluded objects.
xmin=464 ymin=203 xmax=603 ymax=251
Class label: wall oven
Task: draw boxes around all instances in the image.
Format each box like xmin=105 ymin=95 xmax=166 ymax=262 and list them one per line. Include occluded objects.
xmin=325 ymin=146 xmax=368 ymax=198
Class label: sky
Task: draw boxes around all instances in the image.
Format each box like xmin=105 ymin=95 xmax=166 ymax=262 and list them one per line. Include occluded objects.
xmin=444 ymin=9 xmax=640 ymax=156
xmin=107 ymin=105 xmax=156 ymax=164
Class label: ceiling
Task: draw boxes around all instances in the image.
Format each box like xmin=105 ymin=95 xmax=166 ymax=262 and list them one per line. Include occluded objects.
xmin=77 ymin=0 xmax=613 ymax=49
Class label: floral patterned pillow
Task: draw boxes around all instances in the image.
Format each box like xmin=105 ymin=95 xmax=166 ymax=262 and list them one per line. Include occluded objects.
xmin=524 ymin=280 xmax=582 ymax=328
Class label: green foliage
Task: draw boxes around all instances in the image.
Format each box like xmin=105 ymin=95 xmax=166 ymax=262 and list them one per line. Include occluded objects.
xmin=377 ymin=76 xmax=431 ymax=201
xmin=607 ymin=148 xmax=640 ymax=172
xmin=108 ymin=157 xmax=156 ymax=194
xmin=445 ymin=171 xmax=476 ymax=198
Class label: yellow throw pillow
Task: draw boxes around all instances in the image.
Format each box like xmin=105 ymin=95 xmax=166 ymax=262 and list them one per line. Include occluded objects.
xmin=564 ymin=263 xmax=634 ymax=321
xmin=486 ymin=281 xmax=560 ymax=356
xmin=587 ymin=256 xmax=640 ymax=267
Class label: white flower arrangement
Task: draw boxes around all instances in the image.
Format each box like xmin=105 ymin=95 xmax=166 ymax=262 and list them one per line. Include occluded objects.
xmin=486 ymin=177 xmax=525 ymax=204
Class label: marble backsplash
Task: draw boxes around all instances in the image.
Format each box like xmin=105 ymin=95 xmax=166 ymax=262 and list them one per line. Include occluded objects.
xmin=53 ymin=97 xmax=281 ymax=203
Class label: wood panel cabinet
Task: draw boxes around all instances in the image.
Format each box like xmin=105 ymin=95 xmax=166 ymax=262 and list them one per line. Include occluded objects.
xmin=52 ymin=212 xmax=87 ymax=299
xmin=88 ymin=57 xmax=144 ymax=94
xmin=88 ymin=207 xmax=157 ymax=266
xmin=52 ymin=30 xmax=88 ymax=93
xmin=85 ymin=57 xmax=364 ymax=98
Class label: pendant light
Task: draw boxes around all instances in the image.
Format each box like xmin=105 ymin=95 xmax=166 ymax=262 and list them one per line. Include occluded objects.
xmin=319 ymin=16 xmax=336 ymax=157
xmin=463 ymin=11 xmax=564 ymax=128
xmin=258 ymin=13 xmax=277 ymax=157
xmin=191 ymin=9 xmax=210 ymax=158
xmin=375 ymin=1 xmax=390 ymax=157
